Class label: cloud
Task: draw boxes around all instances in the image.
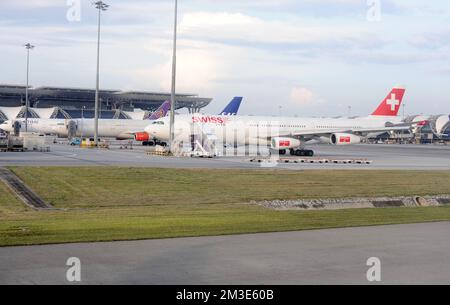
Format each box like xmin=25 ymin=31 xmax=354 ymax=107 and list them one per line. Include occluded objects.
xmin=190 ymin=0 xmax=407 ymax=18
xmin=290 ymin=87 xmax=315 ymax=105
xmin=346 ymin=49 xmax=427 ymax=65
xmin=138 ymin=46 xmax=220 ymax=92
xmin=179 ymin=11 xmax=386 ymax=52
xmin=411 ymin=26 xmax=450 ymax=49
xmin=1 ymin=0 xmax=450 ymax=116
xmin=0 ymin=0 xmax=65 ymax=9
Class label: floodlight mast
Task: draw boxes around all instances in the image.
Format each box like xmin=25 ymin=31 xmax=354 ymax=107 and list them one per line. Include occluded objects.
xmin=169 ymin=0 xmax=178 ymax=153
xmin=24 ymin=43 xmax=35 ymax=133
xmin=93 ymin=1 xmax=109 ymax=146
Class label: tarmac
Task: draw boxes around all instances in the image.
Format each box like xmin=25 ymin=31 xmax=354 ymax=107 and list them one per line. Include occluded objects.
xmin=1 ymin=142 xmax=450 ymax=285
xmin=0 ymin=142 xmax=449 ymax=170
xmin=1 ymin=222 xmax=450 ymax=285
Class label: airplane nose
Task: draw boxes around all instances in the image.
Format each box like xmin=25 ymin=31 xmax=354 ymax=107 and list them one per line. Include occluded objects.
xmin=0 ymin=124 xmax=10 ymax=132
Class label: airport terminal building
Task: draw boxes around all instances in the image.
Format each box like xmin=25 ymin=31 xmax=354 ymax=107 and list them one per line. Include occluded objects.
xmin=0 ymin=84 xmax=212 ymax=120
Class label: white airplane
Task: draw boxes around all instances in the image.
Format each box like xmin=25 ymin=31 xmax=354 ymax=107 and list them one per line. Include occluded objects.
xmin=0 ymin=98 xmax=243 ymax=143
xmin=0 ymin=101 xmax=171 ymax=142
xmin=145 ymin=87 xmax=413 ymax=156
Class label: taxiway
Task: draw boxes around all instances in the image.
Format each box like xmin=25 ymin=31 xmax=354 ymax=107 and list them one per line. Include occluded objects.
xmin=0 ymin=143 xmax=449 ymax=170
xmin=1 ymin=222 xmax=450 ymax=285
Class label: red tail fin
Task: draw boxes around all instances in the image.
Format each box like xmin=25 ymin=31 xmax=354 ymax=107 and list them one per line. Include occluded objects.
xmin=371 ymin=87 xmax=406 ymax=116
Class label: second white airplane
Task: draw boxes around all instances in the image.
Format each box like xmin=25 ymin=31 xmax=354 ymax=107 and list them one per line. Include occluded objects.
xmin=0 ymin=98 xmax=243 ymax=144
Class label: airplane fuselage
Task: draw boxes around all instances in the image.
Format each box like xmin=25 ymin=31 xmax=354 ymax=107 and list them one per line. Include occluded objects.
xmin=146 ymin=114 xmax=404 ymax=146
xmin=1 ymin=118 xmax=152 ymax=139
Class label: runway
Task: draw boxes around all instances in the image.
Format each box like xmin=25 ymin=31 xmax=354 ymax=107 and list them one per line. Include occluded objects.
xmin=0 ymin=143 xmax=449 ymax=170
xmin=1 ymin=222 xmax=450 ymax=285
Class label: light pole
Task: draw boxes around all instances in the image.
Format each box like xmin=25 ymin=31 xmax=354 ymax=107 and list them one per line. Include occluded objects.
xmin=93 ymin=1 xmax=109 ymax=146
xmin=24 ymin=43 xmax=35 ymax=133
xmin=81 ymin=106 xmax=86 ymax=138
xmin=169 ymin=0 xmax=178 ymax=153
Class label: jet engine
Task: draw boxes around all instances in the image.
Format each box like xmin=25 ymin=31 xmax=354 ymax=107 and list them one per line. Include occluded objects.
xmin=271 ymin=137 xmax=302 ymax=150
xmin=318 ymin=136 xmax=332 ymax=144
xmin=134 ymin=132 xmax=150 ymax=142
xmin=330 ymin=133 xmax=361 ymax=145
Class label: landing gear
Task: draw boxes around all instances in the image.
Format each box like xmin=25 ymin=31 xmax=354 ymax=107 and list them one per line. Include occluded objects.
xmin=270 ymin=149 xmax=313 ymax=157
xmin=142 ymin=141 xmax=155 ymax=147
xmin=290 ymin=149 xmax=314 ymax=157
xmin=143 ymin=140 xmax=167 ymax=147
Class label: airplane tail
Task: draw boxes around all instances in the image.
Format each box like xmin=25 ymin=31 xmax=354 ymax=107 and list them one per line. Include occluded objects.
xmin=219 ymin=97 xmax=243 ymax=116
xmin=371 ymin=87 xmax=406 ymax=117
xmin=148 ymin=101 xmax=171 ymax=120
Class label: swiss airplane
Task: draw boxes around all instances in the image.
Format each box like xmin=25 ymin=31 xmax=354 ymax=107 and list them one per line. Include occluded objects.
xmin=0 ymin=97 xmax=243 ymax=142
xmin=145 ymin=87 xmax=411 ymax=156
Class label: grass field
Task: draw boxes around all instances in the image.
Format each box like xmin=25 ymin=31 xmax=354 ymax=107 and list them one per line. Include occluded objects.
xmin=1 ymin=167 xmax=450 ymax=247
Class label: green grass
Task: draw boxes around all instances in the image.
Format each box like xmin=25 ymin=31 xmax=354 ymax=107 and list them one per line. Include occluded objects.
xmin=8 ymin=167 xmax=450 ymax=208
xmin=0 ymin=181 xmax=28 ymax=218
xmin=1 ymin=167 xmax=450 ymax=247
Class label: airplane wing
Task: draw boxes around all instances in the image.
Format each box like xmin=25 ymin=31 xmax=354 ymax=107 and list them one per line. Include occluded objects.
xmin=267 ymin=125 xmax=411 ymax=140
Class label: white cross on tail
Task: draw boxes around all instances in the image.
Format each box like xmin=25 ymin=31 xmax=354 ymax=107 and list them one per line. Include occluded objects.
xmin=386 ymin=94 xmax=400 ymax=111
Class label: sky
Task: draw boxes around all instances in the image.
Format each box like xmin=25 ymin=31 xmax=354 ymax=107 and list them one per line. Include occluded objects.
xmin=0 ymin=0 xmax=449 ymax=116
